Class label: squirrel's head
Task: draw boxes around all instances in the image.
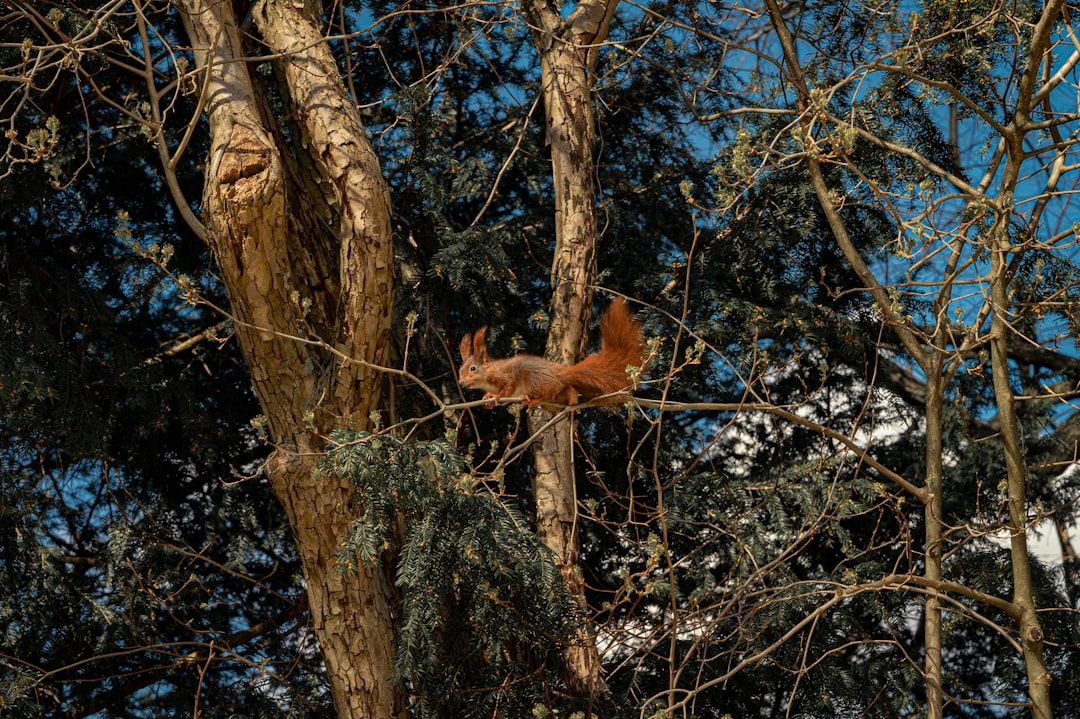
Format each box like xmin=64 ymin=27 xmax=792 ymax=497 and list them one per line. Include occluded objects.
xmin=458 ymin=328 xmax=489 ymax=389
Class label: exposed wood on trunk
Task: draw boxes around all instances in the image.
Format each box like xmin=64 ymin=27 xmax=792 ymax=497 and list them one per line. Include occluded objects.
xmin=176 ymin=1 xmax=400 ymax=716
xmin=521 ymin=0 xmax=620 ymax=699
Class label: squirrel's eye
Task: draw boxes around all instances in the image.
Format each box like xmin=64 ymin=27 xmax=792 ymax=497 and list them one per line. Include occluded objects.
xmin=469 ymin=364 xmax=478 ymax=373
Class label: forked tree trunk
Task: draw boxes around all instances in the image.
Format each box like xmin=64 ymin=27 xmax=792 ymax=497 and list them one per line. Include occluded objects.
xmin=988 ymin=5 xmax=1061 ymax=717
xmin=176 ymin=1 xmax=401 ymax=717
xmin=520 ymin=0 xmax=619 ymax=699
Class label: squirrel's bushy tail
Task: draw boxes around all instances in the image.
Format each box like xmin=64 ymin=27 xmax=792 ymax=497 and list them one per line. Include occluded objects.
xmin=564 ymin=298 xmax=646 ymax=400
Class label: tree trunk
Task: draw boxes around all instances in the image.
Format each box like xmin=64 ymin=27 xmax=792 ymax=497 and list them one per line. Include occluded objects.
xmin=520 ymin=0 xmax=619 ymax=698
xmin=989 ymin=240 xmax=1053 ymax=719
xmin=922 ymin=367 xmax=945 ymax=719
xmin=176 ymin=1 xmax=401 ymax=717
xmin=760 ymin=3 xmax=950 ymax=713
xmin=987 ymin=2 xmax=1063 ymax=714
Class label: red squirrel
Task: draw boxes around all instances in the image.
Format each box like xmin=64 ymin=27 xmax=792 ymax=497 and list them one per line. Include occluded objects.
xmin=458 ymin=298 xmax=646 ymax=408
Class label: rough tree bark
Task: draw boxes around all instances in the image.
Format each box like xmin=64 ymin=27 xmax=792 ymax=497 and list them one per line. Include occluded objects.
xmin=176 ymin=1 xmax=401 ymax=717
xmin=520 ymin=0 xmax=619 ymax=698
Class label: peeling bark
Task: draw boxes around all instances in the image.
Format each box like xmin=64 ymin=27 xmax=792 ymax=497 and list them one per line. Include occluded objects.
xmin=176 ymin=1 xmax=400 ymax=717
xmin=521 ymin=0 xmax=620 ymax=699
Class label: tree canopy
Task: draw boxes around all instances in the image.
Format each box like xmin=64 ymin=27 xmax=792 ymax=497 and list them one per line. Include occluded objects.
xmin=2 ymin=0 xmax=1080 ymax=717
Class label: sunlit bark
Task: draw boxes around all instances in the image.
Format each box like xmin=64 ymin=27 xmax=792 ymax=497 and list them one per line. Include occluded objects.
xmin=176 ymin=1 xmax=400 ymax=716
xmin=521 ymin=0 xmax=619 ymax=698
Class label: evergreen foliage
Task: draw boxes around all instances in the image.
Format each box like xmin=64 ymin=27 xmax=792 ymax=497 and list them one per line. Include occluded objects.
xmin=3 ymin=0 xmax=1080 ymax=716
xmin=321 ymin=430 xmax=582 ymax=718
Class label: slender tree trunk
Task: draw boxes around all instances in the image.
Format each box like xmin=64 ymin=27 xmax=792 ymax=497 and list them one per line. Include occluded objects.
xmin=983 ymin=4 xmax=1061 ymax=713
xmin=760 ymin=3 xmax=950 ymax=713
xmin=922 ymin=367 xmax=945 ymax=719
xmin=520 ymin=0 xmax=618 ymax=698
xmin=989 ymin=243 xmax=1053 ymax=719
xmin=176 ymin=1 xmax=401 ymax=717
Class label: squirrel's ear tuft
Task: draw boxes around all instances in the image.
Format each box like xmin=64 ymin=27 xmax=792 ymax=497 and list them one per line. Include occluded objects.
xmin=459 ymin=333 xmax=472 ymax=360
xmin=473 ymin=328 xmax=488 ymax=363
